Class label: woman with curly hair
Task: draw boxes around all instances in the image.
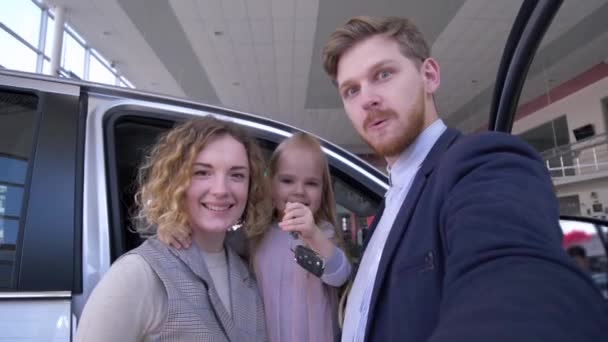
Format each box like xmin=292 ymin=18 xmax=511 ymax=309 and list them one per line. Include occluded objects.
xmin=76 ymin=116 xmax=270 ymax=342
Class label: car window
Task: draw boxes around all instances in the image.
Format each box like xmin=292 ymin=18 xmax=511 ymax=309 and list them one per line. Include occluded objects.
xmin=560 ymin=219 xmax=608 ymax=298
xmin=106 ymin=114 xmax=174 ymax=257
xmin=0 ymin=90 xmax=38 ymax=289
xmin=333 ymin=176 xmax=379 ymax=260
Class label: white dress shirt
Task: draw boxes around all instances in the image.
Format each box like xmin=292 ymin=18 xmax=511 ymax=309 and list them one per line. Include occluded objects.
xmin=341 ymin=119 xmax=447 ymax=342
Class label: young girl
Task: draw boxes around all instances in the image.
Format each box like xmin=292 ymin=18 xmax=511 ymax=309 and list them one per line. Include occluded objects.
xmin=253 ymin=132 xmax=352 ymax=342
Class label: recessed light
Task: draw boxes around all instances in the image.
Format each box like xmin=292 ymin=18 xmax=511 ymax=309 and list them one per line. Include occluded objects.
xmin=214 ymin=31 xmax=224 ymax=36
xmin=102 ymin=30 xmax=111 ymax=36
xmin=232 ymin=82 xmax=240 ymax=86
xmin=471 ymin=79 xmax=478 ymax=84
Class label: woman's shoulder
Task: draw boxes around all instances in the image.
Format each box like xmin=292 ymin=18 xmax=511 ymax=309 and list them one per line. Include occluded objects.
xmin=76 ymin=253 xmax=166 ymax=342
xmin=104 ymin=253 xmax=161 ymax=292
xmin=113 ymin=253 xmax=152 ymax=271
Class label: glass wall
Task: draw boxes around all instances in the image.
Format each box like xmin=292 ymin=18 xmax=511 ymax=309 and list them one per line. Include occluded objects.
xmin=518 ymin=116 xmax=570 ymax=154
xmin=0 ymin=0 xmax=134 ymax=88
xmin=518 ymin=116 xmax=575 ymax=177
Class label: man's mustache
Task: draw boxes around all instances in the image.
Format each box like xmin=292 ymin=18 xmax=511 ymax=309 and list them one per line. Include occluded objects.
xmin=363 ymin=109 xmax=397 ymax=130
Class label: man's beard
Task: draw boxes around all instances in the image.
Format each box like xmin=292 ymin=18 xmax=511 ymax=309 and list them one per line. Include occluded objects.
xmin=361 ymin=91 xmax=426 ymax=158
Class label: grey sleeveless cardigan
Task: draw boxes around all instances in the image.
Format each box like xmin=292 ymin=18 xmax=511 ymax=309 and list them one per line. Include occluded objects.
xmin=130 ymin=238 xmax=267 ymax=341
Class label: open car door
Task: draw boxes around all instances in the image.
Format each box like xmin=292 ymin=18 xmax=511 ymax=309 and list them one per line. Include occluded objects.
xmin=485 ymin=0 xmax=608 ymax=299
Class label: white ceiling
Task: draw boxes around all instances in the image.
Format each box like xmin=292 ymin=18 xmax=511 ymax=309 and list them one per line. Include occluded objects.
xmin=43 ymin=0 xmax=608 ymax=154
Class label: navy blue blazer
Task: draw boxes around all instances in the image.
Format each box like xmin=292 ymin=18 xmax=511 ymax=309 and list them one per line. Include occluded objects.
xmin=359 ymin=128 xmax=608 ymax=341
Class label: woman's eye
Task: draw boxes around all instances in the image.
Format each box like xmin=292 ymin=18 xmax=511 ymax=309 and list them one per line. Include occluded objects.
xmin=194 ymin=170 xmax=209 ymax=177
xmin=231 ymin=173 xmax=246 ymax=180
xmin=280 ymin=178 xmax=293 ymax=184
xmin=306 ymin=182 xmax=320 ymax=187
xmin=377 ymin=70 xmax=392 ymax=80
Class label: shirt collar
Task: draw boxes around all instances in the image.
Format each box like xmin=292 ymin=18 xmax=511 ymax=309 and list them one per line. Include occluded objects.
xmin=387 ymin=119 xmax=447 ymax=188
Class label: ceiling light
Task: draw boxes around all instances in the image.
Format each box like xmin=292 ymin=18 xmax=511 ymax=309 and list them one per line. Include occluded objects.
xmin=232 ymin=82 xmax=240 ymax=86
xmin=214 ymin=31 xmax=224 ymax=36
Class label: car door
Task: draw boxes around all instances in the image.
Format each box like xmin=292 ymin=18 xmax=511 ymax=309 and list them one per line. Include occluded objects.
xmin=484 ymin=0 xmax=608 ymax=300
xmin=0 ymin=73 xmax=83 ymax=341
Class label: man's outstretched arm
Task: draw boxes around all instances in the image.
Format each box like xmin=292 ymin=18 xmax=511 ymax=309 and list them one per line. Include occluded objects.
xmin=429 ymin=133 xmax=607 ymax=342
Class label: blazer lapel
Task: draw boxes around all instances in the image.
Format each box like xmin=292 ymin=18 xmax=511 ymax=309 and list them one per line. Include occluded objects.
xmin=172 ymin=244 xmax=236 ymax=340
xmin=363 ymin=128 xmax=461 ymax=339
xmin=171 ymin=243 xmax=213 ymax=284
xmin=226 ymin=247 xmax=257 ymax=341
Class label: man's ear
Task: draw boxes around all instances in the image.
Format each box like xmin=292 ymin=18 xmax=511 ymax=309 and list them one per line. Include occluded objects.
xmin=421 ymin=58 xmax=440 ymax=94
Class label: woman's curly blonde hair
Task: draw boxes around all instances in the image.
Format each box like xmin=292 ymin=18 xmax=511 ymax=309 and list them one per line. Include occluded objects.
xmin=134 ymin=116 xmax=271 ymax=243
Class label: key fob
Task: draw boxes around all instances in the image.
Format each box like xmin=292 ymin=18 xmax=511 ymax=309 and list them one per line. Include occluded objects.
xmin=294 ymin=245 xmax=325 ymax=277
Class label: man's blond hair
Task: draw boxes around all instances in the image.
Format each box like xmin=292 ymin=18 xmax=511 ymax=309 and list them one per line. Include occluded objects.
xmin=322 ymin=16 xmax=430 ymax=83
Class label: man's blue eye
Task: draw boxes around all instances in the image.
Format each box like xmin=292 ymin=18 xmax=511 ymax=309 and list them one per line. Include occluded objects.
xmin=377 ymin=70 xmax=392 ymax=80
xmin=344 ymin=87 xmax=358 ymax=98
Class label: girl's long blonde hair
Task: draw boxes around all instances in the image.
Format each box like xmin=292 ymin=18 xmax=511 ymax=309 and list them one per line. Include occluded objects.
xmin=134 ymin=116 xmax=271 ymax=243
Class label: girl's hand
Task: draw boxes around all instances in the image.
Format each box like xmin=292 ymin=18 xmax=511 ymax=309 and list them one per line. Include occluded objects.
xmin=278 ymin=202 xmax=320 ymax=240
xmin=158 ymin=227 xmax=192 ymax=249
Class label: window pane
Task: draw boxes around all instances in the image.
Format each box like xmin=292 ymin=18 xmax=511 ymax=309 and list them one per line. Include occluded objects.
xmin=0 ymin=218 xmax=18 ymax=288
xmin=62 ymin=33 xmax=85 ymax=78
xmin=0 ymin=156 xmax=27 ymax=185
xmin=44 ymin=16 xmax=55 ymax=57
xmin=89 ymin=55 xmax=116 ymax=85
xmin=42 ymin=58 xmax=52 ymax=74
xmin=0 ymin=185 xmax=24 ymax=217
xmin=561 ymin=219 xmax=608 ymax=298
xmin=333 ymin=177 xmax=380 ymax=261
xmin=0 ymin=0 xmax=41 ymax=47
xmin=0 ymin=29 xmax=37 ymax=72
xmin=0 ymin=91 xmax=38 ymax=289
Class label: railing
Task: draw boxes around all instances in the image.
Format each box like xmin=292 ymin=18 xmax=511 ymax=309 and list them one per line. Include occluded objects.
xmin=540 ymin=132 xmax=608 ymax=178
